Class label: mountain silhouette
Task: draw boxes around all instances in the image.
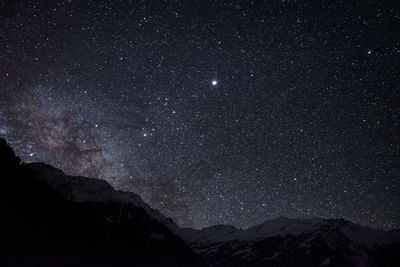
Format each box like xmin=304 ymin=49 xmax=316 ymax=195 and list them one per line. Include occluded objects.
xmin=0 ymin=138 xmax=399 ymax=266
xmin=0 ymin=138 xmax=203 ymax=267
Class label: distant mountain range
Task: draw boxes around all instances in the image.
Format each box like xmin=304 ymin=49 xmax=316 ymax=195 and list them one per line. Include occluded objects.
xmin=0 ymin=138 xmax=399 ymax=266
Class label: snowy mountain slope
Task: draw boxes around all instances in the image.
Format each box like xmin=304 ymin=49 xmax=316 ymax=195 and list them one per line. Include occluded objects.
xmin=181 ymin=217 xmax=399 ymax=247
xmin=25 ymin=162 xmax=179 ymax=229
xmin=183 ymin=218 xmax=400 ymax=267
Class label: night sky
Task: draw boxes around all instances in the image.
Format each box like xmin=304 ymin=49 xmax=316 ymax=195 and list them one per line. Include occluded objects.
xmin=1 ymin=0 xmax=399 ymax=230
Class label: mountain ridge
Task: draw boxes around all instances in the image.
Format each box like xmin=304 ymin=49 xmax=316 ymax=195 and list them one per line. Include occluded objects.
xmin=0 ymin=138 xmax=203 ymax=267
xmin=0 ymin=138 xmax=399 ymax=266
xmin=25 ymin=160 xmax=400 ymax=249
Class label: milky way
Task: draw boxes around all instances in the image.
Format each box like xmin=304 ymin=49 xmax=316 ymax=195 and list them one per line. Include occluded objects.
xmin=1 ymin=1 xmax=399 ymax=229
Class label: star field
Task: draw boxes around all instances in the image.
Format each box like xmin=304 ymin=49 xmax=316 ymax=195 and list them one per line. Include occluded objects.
xmin=0 ymin=0 xmax=399 ymax=229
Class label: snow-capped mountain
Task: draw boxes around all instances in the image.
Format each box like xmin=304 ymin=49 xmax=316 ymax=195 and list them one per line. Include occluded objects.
xmin=180 ymin=218 xmax=400 ymax=266
xmin=180 ymin=216 xmax=399 ymax=246
xmin=1 ymin=138 xmax=399 ymax=266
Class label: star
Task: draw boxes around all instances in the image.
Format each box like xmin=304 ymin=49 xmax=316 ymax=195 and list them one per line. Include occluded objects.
xmin=211 ymin=80 xmax=218 ymax=86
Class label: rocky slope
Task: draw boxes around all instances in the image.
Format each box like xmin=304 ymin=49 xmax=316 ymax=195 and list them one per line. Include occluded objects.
xmin=0 ymin=138 xmax=202 ymax=267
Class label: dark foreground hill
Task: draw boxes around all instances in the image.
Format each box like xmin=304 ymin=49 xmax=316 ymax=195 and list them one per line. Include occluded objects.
xmin=0 ymin=138 xmax=203 ymax=267
xmin=0 ymin=138 xmax=399 ymax=267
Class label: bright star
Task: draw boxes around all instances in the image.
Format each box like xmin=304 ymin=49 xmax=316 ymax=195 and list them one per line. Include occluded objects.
xmin=211 ymin=80 xmax=218 ymax=86
xmin=367 ymin=50 xmax=372 ymax=54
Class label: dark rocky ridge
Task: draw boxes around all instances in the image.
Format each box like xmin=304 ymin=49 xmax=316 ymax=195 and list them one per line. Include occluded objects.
xmin=0 ymin=138 xmax=203 ymax=267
